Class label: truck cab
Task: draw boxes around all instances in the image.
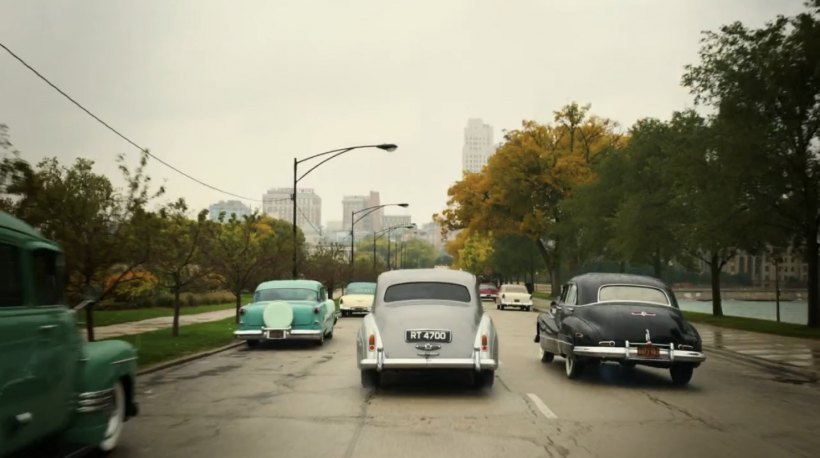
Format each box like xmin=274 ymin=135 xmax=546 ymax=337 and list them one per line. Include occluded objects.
xmin=0 ymin=211 xmax=138 ymax=456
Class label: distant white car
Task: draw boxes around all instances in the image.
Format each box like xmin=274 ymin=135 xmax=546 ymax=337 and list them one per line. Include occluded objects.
xmin=340 ymin=282 xmax=376 ymax=317
xmin=496 ymin=284 xmax=533 ymax=311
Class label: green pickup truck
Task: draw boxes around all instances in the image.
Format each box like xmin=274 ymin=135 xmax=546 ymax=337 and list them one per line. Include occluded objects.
xmin=0 ymin=211 xmax=139 ymax=456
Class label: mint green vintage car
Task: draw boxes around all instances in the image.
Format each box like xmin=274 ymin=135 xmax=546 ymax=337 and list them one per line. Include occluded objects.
xmin=0 ymin=212 xmax=139 ymax=457
xmin=235 ymin=280 xmax=337 ymax=347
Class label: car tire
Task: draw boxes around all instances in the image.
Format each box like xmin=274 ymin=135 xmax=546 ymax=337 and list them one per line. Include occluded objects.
xmin=473 ymin=370 xmax=494 ymax=389
xmin=246 ymin=339 xmax=259 ymax=349
xmin=98 ymin=380 xmax=126 ymax=453
xmin=565 ymin=352 xmax=584 ymax=379
xmin=361 ymin=370 xmax=380 ymax=388
xmin=540 ymin=349 xmax=555 ymax=363
xmin=496 ymin=304 xmax=500 ymax=310
xmin=341 ymin=310 xmax=348 ymax=318
xmin=315 ymin=332 xmax=325 ymax=346
xmin=325 ymin=328 xmax=334 ymax=339
xmin=670 ymin=364 xmax=694 ymax=386
xmin=501 ymin=305 xmax=506 ymax=310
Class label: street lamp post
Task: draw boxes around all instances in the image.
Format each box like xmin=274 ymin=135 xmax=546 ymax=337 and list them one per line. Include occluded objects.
xmin=350 ymin=203 xmax=409 ymax=277
xmin=291 ymin=143 xmax=397 ymax=279
xmin=386 ymin=223 xmax=416 ymax=270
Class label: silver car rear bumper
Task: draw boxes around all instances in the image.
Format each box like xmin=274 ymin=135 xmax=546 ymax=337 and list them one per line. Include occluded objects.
xmin=573 ymin=342 xmax=706 ymax=363
xmin=360 ymin=348 xmax=498 ymax=372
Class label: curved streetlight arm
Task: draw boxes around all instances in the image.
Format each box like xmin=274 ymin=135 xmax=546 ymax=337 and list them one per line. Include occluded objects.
xmin=353 ymin=203 xmax=409 ymax=226
xmin=297 ymin=147 xmax=354 ymax=183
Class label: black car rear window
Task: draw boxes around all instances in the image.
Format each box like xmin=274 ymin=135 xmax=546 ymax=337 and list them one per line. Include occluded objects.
xmin=383 ymin=282 xmax=471 ymax=303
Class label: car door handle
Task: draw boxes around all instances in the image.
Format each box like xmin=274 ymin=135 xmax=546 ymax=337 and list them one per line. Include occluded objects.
xmin=38 ymin=324 xmax=58 ymax=332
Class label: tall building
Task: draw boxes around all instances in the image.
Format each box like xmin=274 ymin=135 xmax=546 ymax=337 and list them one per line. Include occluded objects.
xmin=262 ymin=187 xmax=322 ymax=242
xmin=208 ymin=200 xmax=251 ymax=222
xmin=342 ymin=191 xmax=381 ymax=234
xmin=462 ymin=118 xmax=494 ymax=173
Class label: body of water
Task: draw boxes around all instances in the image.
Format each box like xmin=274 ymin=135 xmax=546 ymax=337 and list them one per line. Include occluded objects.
xmin=678 ymin=299 xmax=808 ymax=325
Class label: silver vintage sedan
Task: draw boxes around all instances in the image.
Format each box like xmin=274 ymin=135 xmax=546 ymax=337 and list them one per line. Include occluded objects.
xmin=356 ymin=269 xmax=499 ymax=389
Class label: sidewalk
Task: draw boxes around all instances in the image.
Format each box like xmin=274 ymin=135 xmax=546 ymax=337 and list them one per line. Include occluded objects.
xmin=93 ymin=308 xmax=236 ymax=340
xmin=532 ymin=298 xmax=820 ymax=379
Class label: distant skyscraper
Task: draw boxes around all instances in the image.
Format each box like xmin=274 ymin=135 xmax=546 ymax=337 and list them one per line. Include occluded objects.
xmin=262 ymin=187 xmax=322 ymax=242
xmin=462 ymin=118 xmax=494 ymax=173
xmin=208 ymin=200 xmax=252 ymax=222
xmin=342 ymin=191 xmax=381 ymax=234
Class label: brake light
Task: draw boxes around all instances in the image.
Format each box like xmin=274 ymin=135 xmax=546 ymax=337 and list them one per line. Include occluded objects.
xmin=313 ymin=306 xmax=320 ymax=314
xmin=239 ymin=307 xmax=246 ymax=315
xmin=481 ymin=334 xmax=488 ymax=352
xmin=368 ymin=334 xmax=375 ymax=351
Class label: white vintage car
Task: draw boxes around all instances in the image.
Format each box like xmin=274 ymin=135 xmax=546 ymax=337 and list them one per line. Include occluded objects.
xmin=339 ymin=282 xmax=376 ymax=317
xmin=496 ymin=283 xmax=533 ymax=311
xmin=356 ymin=269 xmax=499 ymax=389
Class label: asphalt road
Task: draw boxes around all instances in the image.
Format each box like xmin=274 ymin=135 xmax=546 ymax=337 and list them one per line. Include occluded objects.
xmin=114 ymin=305 xmax=820 ymax=458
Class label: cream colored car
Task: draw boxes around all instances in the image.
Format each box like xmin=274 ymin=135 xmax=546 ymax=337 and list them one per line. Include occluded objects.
xmin=496 ymin=284 xmax=533 ymax=311
xmin=340 ymin=282 xmax=377 ymax=317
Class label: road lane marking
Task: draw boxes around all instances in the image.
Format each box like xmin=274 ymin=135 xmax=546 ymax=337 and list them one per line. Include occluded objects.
xmin=527 ymin=393 xmax=558 ymax=419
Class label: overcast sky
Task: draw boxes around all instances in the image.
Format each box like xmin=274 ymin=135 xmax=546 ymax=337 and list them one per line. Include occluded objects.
xmin=0 ymin=0 xmax=807 ymax=227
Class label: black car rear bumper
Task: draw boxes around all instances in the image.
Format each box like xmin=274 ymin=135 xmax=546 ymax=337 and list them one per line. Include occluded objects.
xmin=573 ymin=342 xmax=706 ymax=364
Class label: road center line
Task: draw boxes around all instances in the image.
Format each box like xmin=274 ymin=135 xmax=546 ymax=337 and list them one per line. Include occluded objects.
xmin=526 ymin=393 xmax=558 ymax=419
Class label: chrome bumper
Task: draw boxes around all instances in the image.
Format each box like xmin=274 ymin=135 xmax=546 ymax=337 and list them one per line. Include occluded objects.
xmin=573 ymin=342 xmax=706 ymax=363
xmin=499 ymin=302 xmax=532 ymax=307
xmin=77 ymin=388 xmax=114 ymax=413
xmin=234 ymin=328 xmax=323 ymax=341
xmin=360 ymin=347 xmax=497 ymax=372
xmin=340 ymin=306 xmax=371 ymax=313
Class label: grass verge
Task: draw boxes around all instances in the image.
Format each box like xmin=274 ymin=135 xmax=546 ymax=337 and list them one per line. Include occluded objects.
xmin=533 ymin=291 xmax=552 ymax=301
xmin=682 ymin=311 xmax=820 ymax=340
xmin=106 ymin=317 xmax=238 ymax=368
xmin=90 ymin=293 xmax=251 ymax=327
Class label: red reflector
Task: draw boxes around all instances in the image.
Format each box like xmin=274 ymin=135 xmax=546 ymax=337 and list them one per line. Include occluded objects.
xmin=239 ymin=308 xmax=245 ymax=315
xmin=481 ymin=334 xmax=488 ymax=352
xmin=368 ymin=334 xmax=375 ymax=351
xmin=313 ymin=307 xmax=320 ymax=314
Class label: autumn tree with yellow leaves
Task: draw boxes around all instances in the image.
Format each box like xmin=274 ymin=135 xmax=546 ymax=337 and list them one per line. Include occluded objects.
xmin=436 ymin=103 xmax=624 ymax=292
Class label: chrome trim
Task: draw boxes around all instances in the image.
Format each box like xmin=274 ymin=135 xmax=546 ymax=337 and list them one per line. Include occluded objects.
xmin=572 ymin=344 xmax=706 ymax=363
xmin=77 ymin=388 xmax=114 ymax=413
xmin=233 ymin=328 xmax=323 ymax=341
xmin=361 ymin=356 xmax=497 ymax=371
xmin=539 ymin=334 xmax=573 ymax=346
xmin=111 ymin=357 xmax=138 ymax=365
xmin=473 ymin=347 xmax=481 ymax=371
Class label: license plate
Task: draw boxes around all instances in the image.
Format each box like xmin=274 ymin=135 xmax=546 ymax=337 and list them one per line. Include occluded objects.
xmin=267 ymin=330 xmax=285 ymax=339
xmin=637 ymin=345 xmax=660 ymax=358
xmin=514 ymin=299 xmax=520 ymax=302
xmin=405 ymin=329 xmax=451 ymax=343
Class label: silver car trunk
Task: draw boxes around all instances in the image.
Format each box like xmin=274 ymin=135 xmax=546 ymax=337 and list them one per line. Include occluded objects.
xmin=375 ymin=301 xmax=480 ymax=359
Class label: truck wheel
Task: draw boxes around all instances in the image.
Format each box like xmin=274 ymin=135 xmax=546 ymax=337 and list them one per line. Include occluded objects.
xmin=98 ymin=381 xmax=126 ymax=452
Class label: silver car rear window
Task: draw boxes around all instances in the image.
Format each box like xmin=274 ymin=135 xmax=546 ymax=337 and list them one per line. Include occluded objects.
xmin=383 ymin=282 xmax=471 ymax=303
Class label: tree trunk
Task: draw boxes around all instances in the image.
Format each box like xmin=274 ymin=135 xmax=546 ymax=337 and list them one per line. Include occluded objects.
xmin=807 ymin=228 xmax=819 ymax=328
xmin=652 ymin=251 xmax=663 ymax=279
xmin=172 ymin=282 xmax=181 ymax=337
xmin=709 ymin=252 xmax=723 ymax=317
xmin=535 ymin=239 xmax=561 ymax=297
xmin=234 ymin=288 xmax=242 ymax=324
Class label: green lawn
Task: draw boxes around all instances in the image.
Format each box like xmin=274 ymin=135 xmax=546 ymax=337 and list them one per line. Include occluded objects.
xmin=533 ymin=291 xmax=553 ymax=301
xmin=682 ymin=311 xmax=820 ymax=340
xmin=106 ymin=317 xmax=238 ymax=368
xmin=88 ymin=293 xmax=251 ymax=327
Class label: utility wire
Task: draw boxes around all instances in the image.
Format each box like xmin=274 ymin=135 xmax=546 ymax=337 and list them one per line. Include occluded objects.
xmin=296 ymin=205 xmax=322 ymax=236
xmin=0 ymin=41 xmax=262 ymax=203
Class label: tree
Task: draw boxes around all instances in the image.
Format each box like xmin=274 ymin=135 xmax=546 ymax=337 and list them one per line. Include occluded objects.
xmin=682 ymin=2 xmax=820 ymax=325
xmin=1 ymin=137 xmax=164 ymax=304
xmin=150 ymin=200 xmax=211 ymax=337
xmin=303 ymin=242 xmax=348 ymax=297
xmin=207 ymin=212 xmax=284 ymax=322
xmin=436 ymin=103 xmax=623 ymax=293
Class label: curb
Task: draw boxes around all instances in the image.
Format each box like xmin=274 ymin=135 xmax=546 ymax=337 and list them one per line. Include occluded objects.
xmin=137 ymin=340 xmax=245 ymax=376
xmin=530 ymin=304 xmax=817 ymax=383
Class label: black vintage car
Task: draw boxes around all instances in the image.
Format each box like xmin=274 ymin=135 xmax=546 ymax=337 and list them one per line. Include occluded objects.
xmin=535 ymin=273 xmax=706 ymax=385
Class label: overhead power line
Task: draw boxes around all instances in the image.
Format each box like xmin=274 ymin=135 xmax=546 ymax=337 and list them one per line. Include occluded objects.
xmin=0 ymin=41 xmax=262 ymax=203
